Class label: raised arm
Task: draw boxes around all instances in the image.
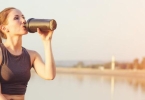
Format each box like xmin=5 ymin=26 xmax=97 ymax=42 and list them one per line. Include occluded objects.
xmin=32 ymin=28 xmax=56 ymax=80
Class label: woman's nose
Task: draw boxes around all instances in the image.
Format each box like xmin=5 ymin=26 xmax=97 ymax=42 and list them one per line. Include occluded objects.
xmin=22 ymin=19 xmax=26 ymax=24
xmin=21 ymin=18 xmax=26 ymax=24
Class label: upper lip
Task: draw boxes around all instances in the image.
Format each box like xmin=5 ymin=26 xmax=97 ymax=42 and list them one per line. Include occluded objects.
xmin=22 ymin=24 xmax=26 ymax=28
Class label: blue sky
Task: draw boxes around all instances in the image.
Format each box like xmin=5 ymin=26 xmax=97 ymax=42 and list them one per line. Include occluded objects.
xmin=1 ymin=0 xmax=145 ymax=62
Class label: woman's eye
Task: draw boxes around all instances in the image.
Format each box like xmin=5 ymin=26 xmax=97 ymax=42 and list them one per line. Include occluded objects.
xmin=14 ymin=17 xmax=19 ymax=20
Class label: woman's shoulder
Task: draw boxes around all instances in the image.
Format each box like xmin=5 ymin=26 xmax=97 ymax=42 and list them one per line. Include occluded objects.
xmin=24 ymin=48 xmax=39 ymax=57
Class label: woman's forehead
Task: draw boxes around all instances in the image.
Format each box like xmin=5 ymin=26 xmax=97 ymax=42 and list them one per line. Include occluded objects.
xmin=8 ymin=9 xmax=23 ymax=17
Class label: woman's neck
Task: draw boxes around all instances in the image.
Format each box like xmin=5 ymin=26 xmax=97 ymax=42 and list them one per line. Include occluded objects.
xmin=3 ymin=36 xmax=22 ymax=55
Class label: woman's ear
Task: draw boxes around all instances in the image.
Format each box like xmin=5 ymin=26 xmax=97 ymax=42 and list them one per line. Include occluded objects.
xmin=0 ymin=25 xmax=7 ymax=32
xmin=0 ymin=25 xmax=7 ymax=39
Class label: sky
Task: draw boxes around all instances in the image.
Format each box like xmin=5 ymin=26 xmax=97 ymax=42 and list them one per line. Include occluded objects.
xmin=1 ymin=0 xmax=145 ymax=62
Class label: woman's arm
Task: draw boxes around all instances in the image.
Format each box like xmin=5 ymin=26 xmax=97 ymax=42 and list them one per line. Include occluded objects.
xmin=32 ymin=28 xmax=56 ymax=80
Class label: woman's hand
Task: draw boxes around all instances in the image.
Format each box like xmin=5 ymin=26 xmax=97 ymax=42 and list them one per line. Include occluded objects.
xmin=37 ymin=28 xmax=54 ymax=41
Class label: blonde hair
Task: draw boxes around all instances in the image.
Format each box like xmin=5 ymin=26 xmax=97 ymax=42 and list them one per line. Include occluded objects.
xmin=0 ymin=7 xmax=15 ymax=42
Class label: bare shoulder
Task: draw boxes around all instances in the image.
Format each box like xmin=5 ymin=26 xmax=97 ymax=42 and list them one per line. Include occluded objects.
xmin=26 ymin=49 xmax=37 ymax=55
xmin=25 ymin=49 xmax=39 ymax=58
xmin=25 ymin=48 xmax=42 ymax=60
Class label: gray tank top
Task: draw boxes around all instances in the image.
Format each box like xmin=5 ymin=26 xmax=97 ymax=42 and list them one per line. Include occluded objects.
xmin=0 ymin=43 xmax=32 ymax=95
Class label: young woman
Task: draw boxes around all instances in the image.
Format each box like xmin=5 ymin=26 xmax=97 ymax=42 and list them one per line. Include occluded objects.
xmin=0 ymin=7 xmax=56 ymax=100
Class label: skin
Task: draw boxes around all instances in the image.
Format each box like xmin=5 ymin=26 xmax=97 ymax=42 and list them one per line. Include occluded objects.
xmin=0 ymin=9 xmax=56 ymax=100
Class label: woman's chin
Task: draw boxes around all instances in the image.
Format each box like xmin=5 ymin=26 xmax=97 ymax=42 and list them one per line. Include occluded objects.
xmin=22 ymin=31 xmax=28 ymax=35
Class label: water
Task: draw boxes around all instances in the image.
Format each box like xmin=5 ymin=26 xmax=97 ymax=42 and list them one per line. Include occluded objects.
xmin=55 ymin=60 xmax=105 ymax=67
xmin=25 ymin=70 xmax=145 ymax=100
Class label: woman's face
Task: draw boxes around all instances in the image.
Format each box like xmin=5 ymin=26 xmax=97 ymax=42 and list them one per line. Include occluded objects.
xmin=4 ymin=9 xmax=28 ymax=36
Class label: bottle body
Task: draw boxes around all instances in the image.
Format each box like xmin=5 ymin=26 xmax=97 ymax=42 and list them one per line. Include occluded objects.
xmin=25 ymin=18 xmax=57 ymax=33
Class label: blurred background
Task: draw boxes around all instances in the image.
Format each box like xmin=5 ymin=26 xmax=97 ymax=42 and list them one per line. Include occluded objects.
xmin=1 ymin=0 xmax=145 ymax=100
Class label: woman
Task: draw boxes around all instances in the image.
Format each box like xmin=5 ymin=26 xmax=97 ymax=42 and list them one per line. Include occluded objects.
xmin=0 ymin=7 xmax=56 ymax=100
